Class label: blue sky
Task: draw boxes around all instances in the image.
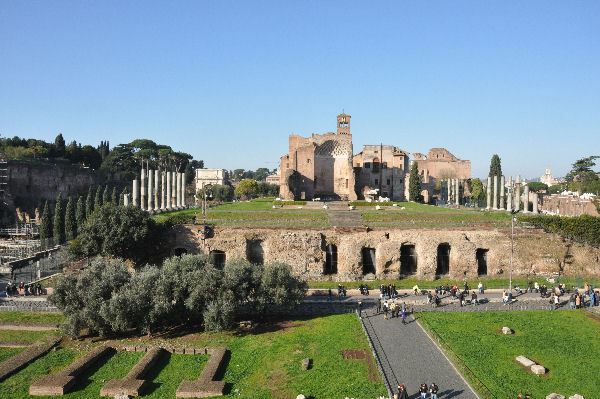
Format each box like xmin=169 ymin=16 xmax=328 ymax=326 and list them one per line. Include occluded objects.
xmin=1 ymin=1 xmax=599 ymax=180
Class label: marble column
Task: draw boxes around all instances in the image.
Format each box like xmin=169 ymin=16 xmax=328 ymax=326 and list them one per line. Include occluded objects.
xmin=447 ymin=178 xmax=451 ymax=203
xmin=523 ymin=185 xmax=530 ymax=213
xmin=132 ymin=179 xmax=139 ymax=207
xmin=506 ymin=176 xmax=513 ymax=212
xmin=515 ymin=175 xmax=521 ymax=212
xmin=181 ymin=171 xmax=186 ymax=207
xmin=486 ymin=176 xmax=492 ymax=210
xmin=161 ymin=172 xmax=166 ymax=210
xmin=154 ymin=170 xmax=160 ymax=211
xmin=166 ymin=171 xmax=172 ymax=210
xmin=172 ymin=172 xmax=178 ymax=209
xmin=123 ymin=193 xmax=130 ymax=206
xmin=455 ymin=179 xmax=460 ymax=205
xmin=499 ymin=175 xmax=505 ymax=210
xmin=532 ymin=193 xmax=539 ymax=214
xmin=176 ymin=172 xmax=182 ymax=207
xmin=140 ymin=168 xmax=146 ymax=211
xmin=492 ymin=175 xmax=498 ymax=210
xmin=147 ymin=169 xmax=153 ymax=211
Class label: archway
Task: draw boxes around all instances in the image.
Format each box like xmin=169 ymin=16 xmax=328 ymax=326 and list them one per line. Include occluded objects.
xmin=246 ymin=239 xmax=264 ymax=265
xmin=476 ymin=248 xmax=488 ymax=276
xmin=400 ymin=244 xmax=417 ymax=275
xmin=362 ymin=247 xmax=376 ymax=275
xmin=436 ymin=243 xmax=450 ymax=276
xmin=173 ymin=247 xmax=188 ymax=257
xmin=209 ymin=250 xmax=226 ymax=269
xmin=324 ymin=244 xmax=338 ymax=275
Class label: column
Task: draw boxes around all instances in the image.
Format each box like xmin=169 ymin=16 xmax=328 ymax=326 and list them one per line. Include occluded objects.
xmin=455 ymin=179 xmax=460 ymax=205
xmin=147 ymin=169 xmax=153 ymax=211
xmin=176 ymin=172 xmax=182 ymax=207
xmin=499 ymin=175 xmax=505 ymax=210
xmin=515 ymin=175 xmax=521 ymax=212
xmin=486 ymin=176 xmax=492 ymax=210
xmin=123 ymin=193 xmax=130 ymax=206
xmin=492 ymin=175 xmax=498 ymax=210
xmin=506 ymin=176 xmax=513 ymax=212
xmin=154 ymin=170 xmax=160 ymax=211
xmin=140 ymin=168 xmax=146 ymax=211
xmin=172 ymin=171 xmax=177 ymax=208
xmin=166 ymin=171 xmax=172 ymax=210
xmin=132 ymin=179 xmax=139 ymax=207
xmin=181 ymin=171 xmax=186 ymax=207
xmin=523 ymin=185 xmax=530 ymax=213
xmin=532 ymin=193 xmax=539 ymax=214
xmin=161 ymin=171 xmax=166 ymax=210
xmin=447 ymin=178 xmax=451 ymax=203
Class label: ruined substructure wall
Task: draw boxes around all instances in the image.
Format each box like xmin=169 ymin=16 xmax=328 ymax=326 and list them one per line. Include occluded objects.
xmin=6 ymin=161 xmax=122 ymax=217
xmin=171 ymin=226 xmax=600 ymax=280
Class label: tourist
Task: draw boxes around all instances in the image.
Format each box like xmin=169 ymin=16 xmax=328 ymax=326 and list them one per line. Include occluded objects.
xmin=554 ymin=293 xmax=559 ymax=309
xmin=463 ymin=281 xmax=469 ymax=292
xmin=383 ymin=301 xmax=388 ymax=320
xmin=419 ymin=383 xmax=428 ymax=399
xmin=451 ymin=286 xmax=457 ymax=300
xmin=357 ymin=300 xmax=362 ymax=318
xmin=514 ymin=284 xmax=522 ymax=295
xmin=413 ymin=284 xmax=420 ymax=295
xmin=402 ymin=308 xmax=407 ymax=324
xmin=327 ymin=288 xmax=332 ymax=301
xmin=534 ymin=281 xmax=540 ymax=293
xmin=337 ymin=284 xmax=342 ymax=296
xmin=569 ymin=293 xmax=576 ymax=309
xmin=549 ymin=293 xmax=555 ymax=310
xmin=528 ymin=280 xmax=533 ymax=293
xmin=397 ymin=384 xmax=409 ymax=399
xmin=478 ymin=281 xmax=484 ymax=294
xmin=471 ymin=291 xmax=478 ymax=306
xmin=589 ymin=291 xmax=595 ymax=308
xmin=376 ymin=297 xmax=382 ymax=314
xmin=390 ymin=301 xmax=396 ymax=318
xmin=503 ymin=290 xmax=510 ymax=305
xmin=429 ymin=382 xmax=439 ymax=399
xmin=575 ymin=293 xmax=581 ymax=309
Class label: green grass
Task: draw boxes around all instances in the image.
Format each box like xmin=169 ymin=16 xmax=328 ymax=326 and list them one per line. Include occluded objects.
xmin=212 ymin=198 xmax=277 ymax=210
xmin=0 ymin=311 xmax=65 ymax=324
xmin=0 ymin=314 xmax=386 ymax=398
xmin=418 ymin=310 xmax=600 ymax=399
xmin=0 ymin=347 xmax=25 ymax=363
xmin=0 ymin=329 xmax=60 ymax=343
xmin=362 ymin=209 xmax=511 ymax=226
xmin=307 ymin=277 xmax=600 ymax=290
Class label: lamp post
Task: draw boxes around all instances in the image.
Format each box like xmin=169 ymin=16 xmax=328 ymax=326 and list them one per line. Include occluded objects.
xmin=510 ymin=209 xmax=519 ymax=293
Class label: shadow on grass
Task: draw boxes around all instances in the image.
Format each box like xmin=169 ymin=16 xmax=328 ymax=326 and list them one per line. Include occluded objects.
xmin=139 ymin=350 xmax=171 ymax=396
xmin=66 ymin=349 xmax=115 ymax=394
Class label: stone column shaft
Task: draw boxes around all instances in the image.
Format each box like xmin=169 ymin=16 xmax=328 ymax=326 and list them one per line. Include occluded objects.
xmin=506 ymin=176 xmax=513 ymax=212
xmin=176 ymin=172 xmax=182 ymax=207
xmin=172 ymin=172 xmax=177 ymax=208
xmin=154 ymin=170 xmax=160 ymax=211
xmin=147 ymin=169 xmax=153 ymax=211
xmin=499 ymin=175 xmax=505 ymax=209
xmin=123 ymin=193 xmax=130 ymax=206
xmin=492 ymin=175 xmax=498 ymax=210
xmin=532 ymin=193 xmax=539 ymax=214
xmin=455 ymin=179 xmax=460 ymax=205
xmin=132 ymin=179 xmax=139 ymax=207
xmin=166 ymin=172 xmax=172 ymax=210
xmin=515 ymin=175 xmax=521 ymax=212
xmin=523 ymin=185 xmax=530 ymax=213
xmin=140 ymin=169 xmax=146 ymax=211
xmin=181 ymin=171 xmax=186 ymax=207
xmin=486 ymin=176 xmax=492 ymax=210
xmin=447 ymin=178 xmax=451 ymax=203
xmin=161 ymin=172 xmax=166 ymax=210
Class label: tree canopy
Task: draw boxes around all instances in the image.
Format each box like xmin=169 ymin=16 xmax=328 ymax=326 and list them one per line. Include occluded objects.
xmin=235 ymin=178 xmax=259 ymax=199
xmin=489 ymin=154 xmax=502 ymax=177
xmin=408 ymin=162 xmax=422 ymax=202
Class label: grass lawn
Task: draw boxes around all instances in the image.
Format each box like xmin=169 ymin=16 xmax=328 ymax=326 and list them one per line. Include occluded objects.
xmin=0 ymin=314 xmax=386 ymax=398
xmin=418 ymin=310 xmax=600 ymax=399
xmin=0 ymin=311 xmax=65 ymax=325
xmin=0 ymin=347 xmax=25 ymax=363
xmin=362 ymin=208 xmax=511 ymax=228
xmin=307 ymin=277 xmax=600 ymax=290
xmin=0 ymin=329 xmax=61 ymax=343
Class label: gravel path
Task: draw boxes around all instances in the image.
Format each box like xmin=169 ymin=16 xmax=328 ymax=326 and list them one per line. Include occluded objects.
xmin=362 ymin=311 xmax=479 ymax=399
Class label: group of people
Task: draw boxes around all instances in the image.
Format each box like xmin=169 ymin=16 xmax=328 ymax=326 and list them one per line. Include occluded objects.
xmin=377 ymin=298 xmax=408 ymax=324
xmin=395 ymin=383 xmax=439 ymax=399
xmin=380 ymin=283 xmax=398 ymax=299
xmin=4 ymin=280 xmax=44 ymax=297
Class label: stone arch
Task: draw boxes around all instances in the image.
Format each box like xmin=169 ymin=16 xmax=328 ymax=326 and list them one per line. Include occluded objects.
xmin=400 ymin=243 xmax=417 ymax=276
xmin=476 ymin=248 xmax=488 ymax=276
xmin=361 ymin=247 xmax=376 ymax=275
xmin=209 ymin=250 xmax=226 ymax=269
xmin=436 ymin=243 xmax=450 ymax=276
xmin=246 ymin=239 xmax=264 ymax=265
xmin=173 ymin=247 xmax=188 ymax=257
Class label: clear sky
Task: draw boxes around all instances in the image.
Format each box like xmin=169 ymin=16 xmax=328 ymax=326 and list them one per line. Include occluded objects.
xmin=1 ymin=1 xmax=599 ymax=180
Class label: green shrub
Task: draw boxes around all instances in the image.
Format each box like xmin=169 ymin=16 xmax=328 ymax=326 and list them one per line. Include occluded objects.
xmin=517 ymin=214 xmax=600 ymax=248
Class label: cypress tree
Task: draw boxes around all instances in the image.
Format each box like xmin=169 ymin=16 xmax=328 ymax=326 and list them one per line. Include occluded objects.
xmin=65 ymin=196 xmax=76 ymax=238
xmin=103 ymin=185 xmax=110 ymax=205
xmin=95 ymin=185 xmax=103 ymax=209
xmin=40 ymin=200 xmax=53 ymax=245
xmin=53 ymin=193 xmax=66 ymax=244
xmin=408 ymin=162 xmax=423 ymax=203
xmin=76 ymin=196 xmax=85 ymax=233
xmin=111 ymin=187 xmax=118 ymax=205
xmin=86 ymin=186 xmax=94 ymax=217
xmin=489 ymin=154 xmax=502 ymax=178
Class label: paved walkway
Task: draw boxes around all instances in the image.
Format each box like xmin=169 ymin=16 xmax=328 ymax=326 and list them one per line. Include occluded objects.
xmin=362 ymin=312 xmax=479 ymax=399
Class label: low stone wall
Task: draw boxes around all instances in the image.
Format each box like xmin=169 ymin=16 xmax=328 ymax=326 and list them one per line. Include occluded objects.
xmin=176 ymin=348 xmax=226 ymax=398
xmin=0 ymin=337 xmax=60 ymax=382
xmin=100 ymin=347 xmax=165 ymax=397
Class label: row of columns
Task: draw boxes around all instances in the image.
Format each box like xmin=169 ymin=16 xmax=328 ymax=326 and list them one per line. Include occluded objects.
xmin=443 ymin=178 xmax=461 ymax=205
xmin=486 ymin=174 xmax=539 ymax=214
xmin=128 ymin=169 xmax=186 ymax=213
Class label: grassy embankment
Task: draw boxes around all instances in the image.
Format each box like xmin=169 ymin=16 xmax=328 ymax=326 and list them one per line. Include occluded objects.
xmin=418 ymin=310 xmax=600 ymax=399
xmin=0 ymin=313 xmax=386 ymax=399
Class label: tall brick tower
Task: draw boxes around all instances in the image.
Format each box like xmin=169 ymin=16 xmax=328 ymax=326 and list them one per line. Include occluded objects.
xmin=337 ymin=113 xmax=351 ymax=135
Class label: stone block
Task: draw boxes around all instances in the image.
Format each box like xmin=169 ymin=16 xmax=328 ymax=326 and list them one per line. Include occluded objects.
xmin=546 ymin=394 xmax=565 ymax=399
xmin=516 ymin=356 xmax=535 ymax=367
xmin=502 ymin=327 xmax=512 ymax=334
xmin=301 ymin=358 xmax=310 ymax=370
xmin=568 ymin=395 xmax=584 ymax=399
xmin=29 ymin=375 xmax=75 ymax=396
xmin=184 ymin=348 xmax=195 ymax=355
xmin=531 ymin=364 xmax=546 ymax=374
xmin=296 ymin=395 xmax=306 ymax=399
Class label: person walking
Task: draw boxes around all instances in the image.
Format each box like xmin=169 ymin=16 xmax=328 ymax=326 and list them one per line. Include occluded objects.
xmin=419 ymin=383 xmax=428 ymax=399
xmin=429 ymin=382 xmax=439 ymax=399
xmin=478 ymin=281 xmax=484 ymax=294
xmin=397 ymin=384 xmax=409 ymax=399
xmin=402 ymin=308 xmax=407 ymax=324
xmin=549 ymin=293 xmax=555 ymax=311
xmin=376 ymin=297 xmax=382 ymax=314
xmin=357 ymin=300 xmax=362 ymax=319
